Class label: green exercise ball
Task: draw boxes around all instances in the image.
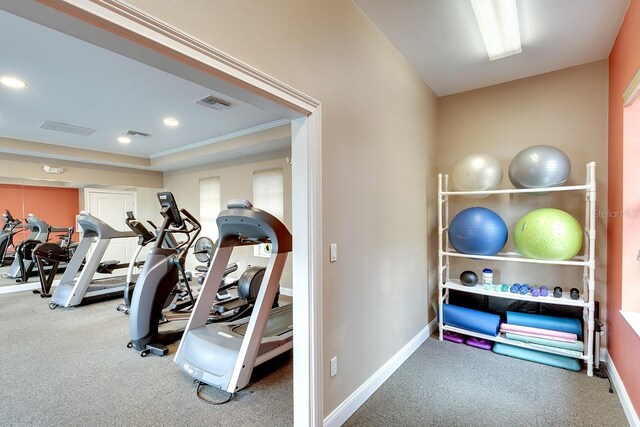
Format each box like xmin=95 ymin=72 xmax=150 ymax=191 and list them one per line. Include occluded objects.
xmin=513 ymin=208 xmax=583 ymax=260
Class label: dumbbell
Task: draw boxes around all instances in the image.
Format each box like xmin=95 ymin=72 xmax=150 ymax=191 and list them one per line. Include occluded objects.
xmin=553 ymin=286 xmax=563 ymax=298
xmin=570 ymin=288 xmax=580 ymax=300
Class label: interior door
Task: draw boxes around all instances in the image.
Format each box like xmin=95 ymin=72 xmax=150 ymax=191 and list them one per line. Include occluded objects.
xmin=84 ymin=189 xmax=136 ymax=267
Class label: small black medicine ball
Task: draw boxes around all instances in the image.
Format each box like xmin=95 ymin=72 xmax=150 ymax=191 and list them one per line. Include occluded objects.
xmin=460 ymin=270 xmax=478 ymax=287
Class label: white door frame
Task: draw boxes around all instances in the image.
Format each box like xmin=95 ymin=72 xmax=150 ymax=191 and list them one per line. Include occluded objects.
xmin=21 ymin=1 xmax=324 ymax=424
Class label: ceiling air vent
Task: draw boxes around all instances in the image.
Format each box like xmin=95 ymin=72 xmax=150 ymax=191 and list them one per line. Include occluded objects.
xmin=39 ymin=120 xmax=96 ymax=136
xmin=122 ymin=130 xmax=151 ymax=137
xmin=195 ymin=95 xmax=232 ymax=110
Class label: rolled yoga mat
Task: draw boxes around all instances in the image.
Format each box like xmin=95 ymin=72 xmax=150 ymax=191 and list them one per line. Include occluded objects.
xmin=506 ymin=311 xmax=582 ymax=338
xmin=492 ymin=342 xmax=581 ymax=372
xmin=505 ymin=332 xmax=584 ymax=352
xmin=442 ymin=304 xmax=501 ymax=336
xmin=500 ymin=323 xmax=577 ymax=342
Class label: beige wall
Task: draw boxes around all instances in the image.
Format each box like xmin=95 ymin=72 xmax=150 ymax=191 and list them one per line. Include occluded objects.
xmin=0 ymin=136 xmax=151 ymax=168
xmin=127 ymin=0 xmax=438 ymax=416
xmin=0 ymin=152 xmax=162 ymax=188
xmin=163 ymin=155 xmax=293 ymax=290
xmin=437 ymin=60 xmax=609 ymax=327
xmin=1 ymin=153 xmax=164 ymax=259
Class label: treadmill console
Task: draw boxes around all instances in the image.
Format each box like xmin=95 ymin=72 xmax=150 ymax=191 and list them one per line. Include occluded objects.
xmin=157 ymin=192 xmax=184 ymax=228
xmin=227 ymin=199 xmax=253 ymax=209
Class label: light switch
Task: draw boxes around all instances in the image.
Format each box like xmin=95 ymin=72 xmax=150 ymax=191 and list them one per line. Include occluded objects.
xmin=330 ymin=243 xmax=337 ymax=262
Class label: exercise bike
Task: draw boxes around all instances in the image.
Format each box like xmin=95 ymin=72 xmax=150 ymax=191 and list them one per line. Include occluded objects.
xmin=32 ymin=227 xmax=77 ymax=297
xmin=18 ymin=224 xmax=75 ymax=284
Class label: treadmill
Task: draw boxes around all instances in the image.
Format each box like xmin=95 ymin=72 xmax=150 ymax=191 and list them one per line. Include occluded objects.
xmin=174 ymin=199 xmax=293 ymax=396
xmin=50 ymin=212 xmax=136 ymax=308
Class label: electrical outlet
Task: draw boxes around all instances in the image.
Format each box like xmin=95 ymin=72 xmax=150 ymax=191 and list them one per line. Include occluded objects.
xmin=330 ymin=356 xmax=338 ymax=378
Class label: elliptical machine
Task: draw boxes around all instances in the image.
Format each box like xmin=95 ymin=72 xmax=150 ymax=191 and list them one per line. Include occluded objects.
xmin=127 ymin=192 xmax=201 ymax=356
xmin=193 ymin=236 xmax=279 ymax=322
xmin=6 ymin=214 xmax=50 ymax=279
xmin=116 ymin=211 xmax=184 ymax=314
xmin=0 ymin=210 xmax=23 ymax=265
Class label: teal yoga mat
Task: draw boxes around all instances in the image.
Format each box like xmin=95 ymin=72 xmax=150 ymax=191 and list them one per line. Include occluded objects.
xmin=442 ymin=304 xmax=501 ymax=336
xmin=506 ymin=311 xmax=582 ymax=338
xmin=493 ymin=343 xmax=581 ymax=372
xmin=505 ymin=333 xmax=584 ymax=352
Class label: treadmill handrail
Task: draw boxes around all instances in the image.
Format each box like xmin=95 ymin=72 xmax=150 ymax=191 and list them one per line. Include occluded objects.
xmin=76 ymin=212 xmax=136 ymax=239
xmin=217 ymin=203 xmax=292 ymax=253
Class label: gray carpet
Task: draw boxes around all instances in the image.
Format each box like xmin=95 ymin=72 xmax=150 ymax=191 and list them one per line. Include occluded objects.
xmin=0 ymin=283 xmax=629 ymax=427
xmin=345 ymin=336 xmax=628 ymax=427
xmin=0 ymin=291 xmax=293 ymax=426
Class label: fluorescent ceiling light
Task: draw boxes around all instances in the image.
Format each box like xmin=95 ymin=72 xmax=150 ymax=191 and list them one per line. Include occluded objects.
xmin=0 ymin=76 xmax=27 ymax=89
xmin=471 ymin=0 xmax=522 ymax=61
xmin=163 ymin=117 xmax=179 ymax=127
xmin=117 ymin=136 xmax=131 ymax=144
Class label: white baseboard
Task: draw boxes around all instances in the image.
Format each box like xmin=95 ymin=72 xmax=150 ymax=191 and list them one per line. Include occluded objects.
xmin=0 ymin=282 xmax=40 ymax=295
xmin=601 ymin=348 xmax=640 ymax=427
xmin=323 ymin=319 xmax=436 ymax=427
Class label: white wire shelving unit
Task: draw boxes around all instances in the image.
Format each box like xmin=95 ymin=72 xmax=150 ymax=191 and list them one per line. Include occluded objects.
xmin=437 ymin=162 xmax=597 ymax=376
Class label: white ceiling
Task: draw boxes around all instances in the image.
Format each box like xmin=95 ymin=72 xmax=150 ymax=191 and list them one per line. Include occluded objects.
xmin=1 ymin=1 xmax=631 ymax=171
xmin=354 ymin=0 xmax=630 ymax=96
xmin=0 ymin=9 xmax=287 ymax=161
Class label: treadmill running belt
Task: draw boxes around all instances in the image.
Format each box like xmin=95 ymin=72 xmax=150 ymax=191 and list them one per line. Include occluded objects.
xmin=88 ymin=274 xmax=138 ymax=288
xmin=232 ymin=304 xmax=293 ymax=337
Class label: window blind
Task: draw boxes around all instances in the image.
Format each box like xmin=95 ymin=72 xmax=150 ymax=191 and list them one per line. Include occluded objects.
xmin=199 ymin=176 xmax=221 ymax=241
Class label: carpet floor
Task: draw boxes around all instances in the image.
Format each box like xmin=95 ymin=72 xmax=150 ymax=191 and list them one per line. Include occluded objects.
xmin=0 ymin=282 xmax=629 ymax=427
xmin=344 ymin=335 xmax=628 ymax=427
xmin=0 ymin=290 xmax=293 ymax=427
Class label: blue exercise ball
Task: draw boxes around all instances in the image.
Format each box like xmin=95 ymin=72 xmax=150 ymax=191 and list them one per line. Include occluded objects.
xmin=448 ymin=207 xmax=508 ymax=256
xmin=508 ymin=145 xmax=571 ymax=189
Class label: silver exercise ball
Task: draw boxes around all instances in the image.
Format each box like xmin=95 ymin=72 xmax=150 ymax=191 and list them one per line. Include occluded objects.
xmin=508 ymin=145 xmax=571 ymax=189
xmin=450 ymin=154 xmax=503 ymax=197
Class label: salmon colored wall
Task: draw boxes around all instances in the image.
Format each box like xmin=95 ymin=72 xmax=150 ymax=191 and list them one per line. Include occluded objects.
xmin=608 ymin=0 xmax=640 ymax=418
xmin=0 ymin=184 xmax=79 ymax=244
xmin=0 ymin=184 xmax=29 ymax=243
xmin=622 ymin=99 xmax=640 ymax=311
xmin=1 ymin=184 xmax=24 ymax=222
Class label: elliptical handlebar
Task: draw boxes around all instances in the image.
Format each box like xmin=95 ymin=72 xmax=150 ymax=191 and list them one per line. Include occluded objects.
xmin=172 ymin=209 xmax=201 ymax=265
xmin=179 ymin=208 xmax=200 ymax=227
xmin=153 ymin=192 xmax=201 ymax=263
xmin=2 ymin=209 xmax=22 ymax=231
xmin=125 ymin=212 xmax=156 ymax=246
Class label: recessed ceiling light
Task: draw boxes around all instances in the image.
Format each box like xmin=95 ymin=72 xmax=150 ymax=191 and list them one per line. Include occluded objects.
xmin=163 ymin=117 xmax=179 ymax=127
xmin=0 ymin=76 xmax=27 ymax=89
xmin=117 ymin=136 xmax=131 ymax=144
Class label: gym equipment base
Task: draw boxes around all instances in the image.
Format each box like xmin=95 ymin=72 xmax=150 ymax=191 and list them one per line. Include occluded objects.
xmin=127 ymin=341 xmax=169 ymax=357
